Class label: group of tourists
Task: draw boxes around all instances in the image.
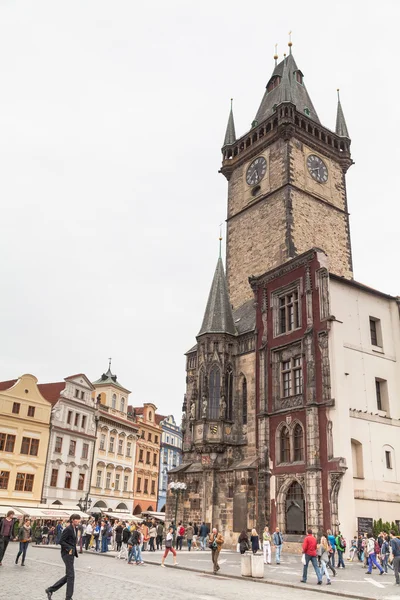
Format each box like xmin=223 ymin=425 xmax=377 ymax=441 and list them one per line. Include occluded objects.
xmin=237 ymin=526 xmax=284 ymax=564
xmin=301 ymin=528 xmax=400 ymax=585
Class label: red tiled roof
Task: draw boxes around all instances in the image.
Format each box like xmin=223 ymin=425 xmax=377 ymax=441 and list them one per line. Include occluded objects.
xmin=37 ymin=382 xmax=66 ymax=405
xmin=0 ymin=379 xmax=17 ymax=391
xmin=156 ymin=414 xmax=166 ymax=425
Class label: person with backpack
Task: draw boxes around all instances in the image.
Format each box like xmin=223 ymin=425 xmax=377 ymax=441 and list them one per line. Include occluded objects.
xmin=365 ymin=533 xmax=385 ymax=575
xmin=127 ymin=527 xmax=144 ymax=565
xmin=238 ymin=530 xmax=250 ymax=554
xmin=335 ymin=532 xmax=346 ymax=568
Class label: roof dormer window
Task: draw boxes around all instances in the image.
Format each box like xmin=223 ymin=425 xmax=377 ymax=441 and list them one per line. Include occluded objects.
xmin=304 ymin=107 xmax=310 ymax=116
xmin=295 ymin=71 xmax=303 ymax=84
xmin=267 ymin=76 xmax=281 ymax=93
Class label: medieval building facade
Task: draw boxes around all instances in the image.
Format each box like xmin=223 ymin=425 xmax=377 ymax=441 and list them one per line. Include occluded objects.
xmin=167 ymin=46 xmax=400 ymax=544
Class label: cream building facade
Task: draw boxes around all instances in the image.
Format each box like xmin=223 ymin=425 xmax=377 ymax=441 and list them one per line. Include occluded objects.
xmin=91 ymin=365 xmax=138 ymax=513
xmin=0 ymin=375 xmax=51 ymax=507
xmin=329 ymin=276 xmax=400 ymax=536
xmin=39 ymin=374 xmax=97 ymax=508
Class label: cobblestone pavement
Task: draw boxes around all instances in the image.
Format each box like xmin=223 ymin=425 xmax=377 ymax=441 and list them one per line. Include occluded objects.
xmin=1 ymin=544 xmax=400 ymax=600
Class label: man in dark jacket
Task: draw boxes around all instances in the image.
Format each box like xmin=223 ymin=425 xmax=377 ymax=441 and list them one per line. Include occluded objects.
xmin=45 ymin=514 xmax=80 ymax=600
xmin=199 ymin=522 xmax=209 ymax=551
xmin=0 ymin=510 xmax=18 ymax=565
xmin=156 ymin=522 xmax=164 ymax=550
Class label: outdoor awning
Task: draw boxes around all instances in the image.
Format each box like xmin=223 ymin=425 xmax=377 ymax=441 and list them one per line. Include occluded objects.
xmin=0 ymin=505 xmax=25 ymax=518
xmin=17 ymin=507 xmax=71 ymax=518
xmin=141 ymin=511 xmax=165 ymax=521
xmin=104 ymin=511 xmax=141 ymax=522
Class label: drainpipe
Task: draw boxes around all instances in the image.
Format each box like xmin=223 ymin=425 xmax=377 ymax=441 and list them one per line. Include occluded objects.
xmin=41 ymin=407 xmax=56 ymax=504
xmin=87 ymin=399 xmax=100 ymax=510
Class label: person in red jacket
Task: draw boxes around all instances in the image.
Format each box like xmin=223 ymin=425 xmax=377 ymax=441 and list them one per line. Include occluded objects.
xmin=300 ymin=529 xmax=322 ymax=584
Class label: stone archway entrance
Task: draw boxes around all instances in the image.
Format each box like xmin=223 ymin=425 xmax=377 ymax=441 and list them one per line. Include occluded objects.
xmin=286 ymin=481 xmax=306 ymax=535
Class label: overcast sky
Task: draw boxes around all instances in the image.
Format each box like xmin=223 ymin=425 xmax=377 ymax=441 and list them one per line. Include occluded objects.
xmin=1 ymin=0 xmax=399 ymax=420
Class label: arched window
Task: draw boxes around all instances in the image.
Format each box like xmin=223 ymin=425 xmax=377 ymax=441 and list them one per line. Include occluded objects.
xmin=120 ymin=397 xmax=125 ymax=413
xmin=208 ymin=366 xmax=221 ymax=420
xmin=197 ymin=368 xmax=204 ymax=419
xmin=280 ymin=427 xmax=290 ymax=463
xmin=293 ymin=424 xmax=304 ymax=462
xmin=112 ymin=394 xmax=116 ymax=409
xmin=149 ymin=411 xmax=152 ymax=421
xmin=225 ymin=367 xmax=233 ymax=420
xmin=286 ymin=481 xmax=306 ymax=534
xmin=242 ymin=377 xmax=247 ymax=425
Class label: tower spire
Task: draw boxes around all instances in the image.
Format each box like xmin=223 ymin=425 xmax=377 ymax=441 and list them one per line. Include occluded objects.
xmin=335 ymin=89 xmax=350 ymax=138
xmin=198 ymin=257 xmax=236 ymax=337
xmin=279 ymin=53 xmax=292 ymax=103
xmin=222 ymin=98 xmax=236 ymax=147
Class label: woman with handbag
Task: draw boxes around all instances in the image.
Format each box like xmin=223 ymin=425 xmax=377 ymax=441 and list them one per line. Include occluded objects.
xmin=15 ymin=518 xmax=32 ymax=566
xmin=161 ymin=526 xmax=178 ymax=567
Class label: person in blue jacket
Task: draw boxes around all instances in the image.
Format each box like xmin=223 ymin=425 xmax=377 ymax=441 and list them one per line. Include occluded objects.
xmin=327 ymin=529 xmax=336 ymax=567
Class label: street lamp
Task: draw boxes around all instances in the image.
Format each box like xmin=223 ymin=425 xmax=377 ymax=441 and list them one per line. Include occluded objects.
xmin=169 ymin=481 xmax=187 ymax=544
xmin=78 ymin=494 xmax=92 ymax=513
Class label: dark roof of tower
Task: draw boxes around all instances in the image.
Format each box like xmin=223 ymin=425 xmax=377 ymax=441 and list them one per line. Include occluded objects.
xmin=223 ymin=102 xmax=236 ymax=146
xmin=232 ymin=299 xmax=256 ymax=335
xmin=335 ymin=94 xmax=350 ymax=138
xmin=255 ymin=53 xmax=320 ymax=125
xmin=198 ymin=257 xmax=236 ymax=337
xmin=92 ymin=366 xmax=130 ymax=393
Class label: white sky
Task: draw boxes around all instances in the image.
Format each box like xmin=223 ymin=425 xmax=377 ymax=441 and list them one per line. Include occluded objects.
xmin=1 ymin=0 xmax=399 ymax=420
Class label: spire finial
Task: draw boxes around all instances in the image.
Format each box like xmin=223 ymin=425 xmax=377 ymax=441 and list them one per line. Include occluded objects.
xmin=288 ymin=31 xmax=292 ymax=54
xmin=337 ymin=88 xmax=340 ymax=100
xmin=274 ymin=43 xmax=278 ymax=66
xmin=108 ymin=357 xmax=112 ymax=370
xmin=219 ymin=223 xmax=223 ymax=258
xmin=230 ymin=98 xmax=233 ymax=110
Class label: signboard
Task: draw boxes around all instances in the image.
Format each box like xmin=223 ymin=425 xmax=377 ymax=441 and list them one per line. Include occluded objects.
xmin=357 ymin=517 xmax=373 ymax=536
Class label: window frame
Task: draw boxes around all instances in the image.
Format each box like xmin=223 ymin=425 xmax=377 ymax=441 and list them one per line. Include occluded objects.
xmin=0 ymin=470 xmax=10 ymax=490
xmin=50 ymin=468 xmax=58 ymax=487
xmin=64 ymin=471 xmax=72 ymax=489
xmin=0 ymin=433 xmax=16 ymax=453
xmin=27 ymin=405 xmax=35 ymax=418
xmin=272 ymin=282 xmax=302 ymax=338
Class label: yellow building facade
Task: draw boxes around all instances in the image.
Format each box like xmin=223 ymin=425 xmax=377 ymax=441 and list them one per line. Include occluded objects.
xmin=0 ymin=375 xmax=51 ymax=507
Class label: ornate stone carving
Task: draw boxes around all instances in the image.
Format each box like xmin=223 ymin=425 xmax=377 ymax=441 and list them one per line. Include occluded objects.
xmin=189 ymin=401 xmax=196 ymax=421
xmin=219 ymin=396 xmax=226 ymax=420
xmin=201 ymin=396 xmax=208 ymax=418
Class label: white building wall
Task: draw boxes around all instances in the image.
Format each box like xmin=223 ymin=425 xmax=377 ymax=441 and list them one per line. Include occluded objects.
xmin=329 ymin=278 xmax=400 ymax=538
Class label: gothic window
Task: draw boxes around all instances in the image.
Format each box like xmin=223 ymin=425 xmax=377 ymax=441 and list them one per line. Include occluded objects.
xmin=208 ymin=366 xmax=221 ymax=420
xmin=242 ymin=377 xmax=248 ymax=425
xmin=198 ymin=368 xmax=205 ymax=419
xmin=225 ymin=367 xmax=233 ymax=420
xmin=293 ymin=424 xmax=304 ymax=462
xmin=280 ymin=427 xmax=290 ymax=463
xmin=281 ymin=357 xmax=302 ymax=398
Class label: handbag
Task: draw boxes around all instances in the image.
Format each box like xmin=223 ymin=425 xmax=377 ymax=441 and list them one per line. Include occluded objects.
xmin=165 ymin=539 xmax=172 ymax=548
xmin=301 ymin=553 xmax=306 ymax=565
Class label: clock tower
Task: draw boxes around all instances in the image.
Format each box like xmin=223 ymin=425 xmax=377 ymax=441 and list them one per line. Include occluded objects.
xmin=220 ymin=49 xmax=353 ymax=310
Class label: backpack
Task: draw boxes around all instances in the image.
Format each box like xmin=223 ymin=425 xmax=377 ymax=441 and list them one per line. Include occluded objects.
xmin=341 ymin=537 xmax=346 ymax=549
xmin=374 ymin=540 xmax=380 ymax=555
xmin=178 ymin=526 xmax=185 ymax=536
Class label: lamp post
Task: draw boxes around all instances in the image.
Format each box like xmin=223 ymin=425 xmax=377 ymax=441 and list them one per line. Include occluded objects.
xmin=168 ymin=481 xmax=187 ymax=544
xmin=78 ymin=494 xmax=92 ymax=513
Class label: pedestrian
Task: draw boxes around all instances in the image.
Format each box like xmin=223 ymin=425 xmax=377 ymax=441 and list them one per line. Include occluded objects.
xmin=192 ymin=523 xmax=199 ymax=550
xmin=35 ymin=522 xmax=43 ymax=545
xmin=149 ymin=524 xmax=157 ymax=551
xmin=48 ymin=525 xmax=55 ymax=545
xmin=55 ymin=520 xmax=63 ymax=545
xmin=199 ymin=521 xmax=208 ymax=551
xmin=390 ymin=530 xmax=400 ymax=585
xmin=186 ymin=522 xmax=194 ymax=551
xmin=209 ymin=527 xmax=224 ymax=575
xmin=161 ymin=526 xmax=178 ymax=567
xmin=250 ymin=528 xmax=260 ymax=554
xmin=365 ymin=532 xmax=384 ymax=575
xmin=156 ymin=521 xmax=164 ymax=550
xmin=115 ymin=521 xmax=123 ymax=552
xmin=42 ymin=523 xmax=49 ymax=545
xmin=348 ymin=535 xmax=357 ymax=561
xmin=263 ymin=526 xmax=272 ymax=564
xmin=93 ymin=521 xmax=100 ymax=552
xmin=362 ymin=533 xmax=369 ymax=568
xmin=45 ymin=513 xmax=80 ymax=600
xmin=357 ymin=534 xmax=363 ymax=562
xmin=0 ymin=510 xmax=18 ymax=566
xmin=128 ymin=527 xmax=144 ymax=565
xmin=335 ymin=531 xmax=346 ymax=568
xmin=326 ymin=529 xmax=336 ymax=567
xmin=273 ymin=527 xmax=284 ymax=565
xmin=238 ymin=530 xmax=250 ymax=554
xmin=141 ymin=522 xmax=149 ymax=551
xmin=381 ymin=534 xmax=393 ymax=573
xmin=15 ymin=518 xmax=32 ymax=566
xmin=176 ymin=522 xmax=185 ymax=551
xmin=318 ymin=535 xmax=332 ymax=585
xmin=300 ymin=528 xmax=322 ymax=585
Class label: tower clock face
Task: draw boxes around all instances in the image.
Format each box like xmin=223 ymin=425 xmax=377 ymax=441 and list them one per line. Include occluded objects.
xmin=246 ymin=156 xmax=267 ymax=186
xmin=307 ymin=154 xmax=328 ymax=183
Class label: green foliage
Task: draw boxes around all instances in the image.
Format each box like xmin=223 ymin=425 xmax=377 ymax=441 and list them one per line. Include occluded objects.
xmin=373 ymin=519 xmax=399 ymax=537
